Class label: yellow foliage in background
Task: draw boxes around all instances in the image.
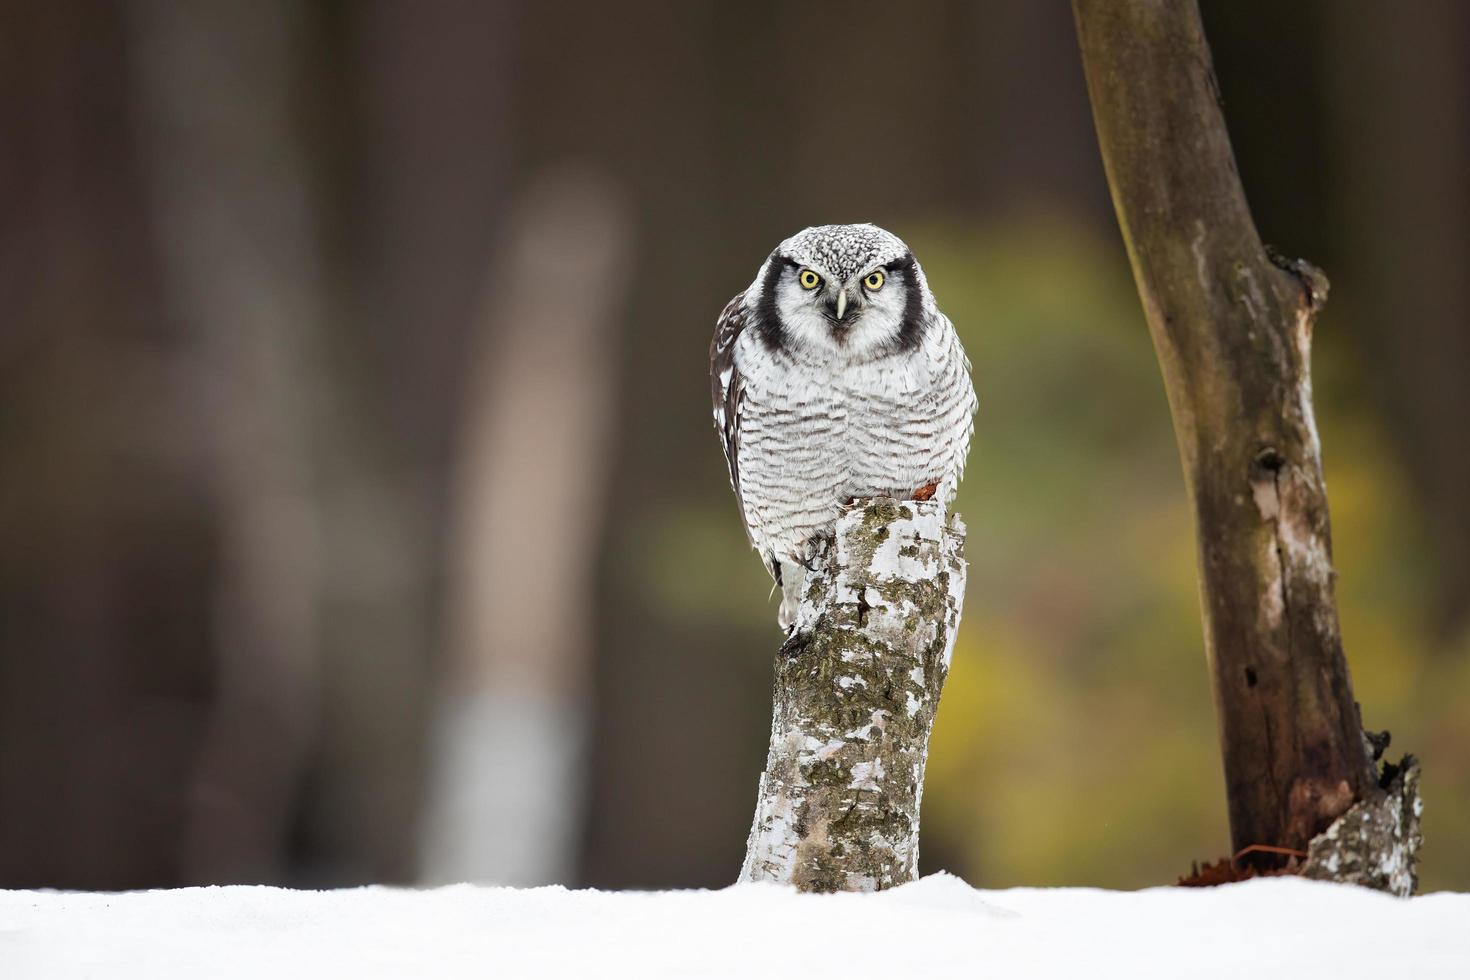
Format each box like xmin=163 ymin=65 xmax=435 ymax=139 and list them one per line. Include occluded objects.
xmin=918 ymin=216 xmax=1469 ymax=892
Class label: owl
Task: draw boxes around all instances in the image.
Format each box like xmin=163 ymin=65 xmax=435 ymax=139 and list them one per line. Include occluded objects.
xmin=710 ymin=223 xmax=977 ymax=631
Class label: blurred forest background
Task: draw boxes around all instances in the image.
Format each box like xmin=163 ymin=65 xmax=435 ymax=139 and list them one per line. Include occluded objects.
xmin=1 ymin=1 xmax=1466 ymax=893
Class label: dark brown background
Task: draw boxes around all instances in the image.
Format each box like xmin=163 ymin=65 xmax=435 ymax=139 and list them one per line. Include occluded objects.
xmin=1 ymin=0 xmax=1465 ymax=891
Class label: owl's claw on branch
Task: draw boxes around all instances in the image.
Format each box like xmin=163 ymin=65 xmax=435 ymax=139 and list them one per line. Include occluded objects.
xmin=842 ymin=482 xmax=939 ymax=508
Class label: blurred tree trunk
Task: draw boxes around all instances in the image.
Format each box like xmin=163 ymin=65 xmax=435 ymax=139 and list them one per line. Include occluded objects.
xmin=0 ymin=2 xmax=219 ymax=888
xmin=421 ymin=165 xmax=632 ymax=885
xmin=505 ymin=0 xmax=794 ymax=889
xmin=129 ymin=0 xmax=325 ymax=885
xmin=1073 ymin=0 xmax=1412 ymax=879
xmin=288 ymin=0 xmax=522 ymax=884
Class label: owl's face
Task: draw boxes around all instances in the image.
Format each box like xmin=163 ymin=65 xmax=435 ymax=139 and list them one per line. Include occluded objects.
xmin=754 ymin=224 xmax=933 ymax=360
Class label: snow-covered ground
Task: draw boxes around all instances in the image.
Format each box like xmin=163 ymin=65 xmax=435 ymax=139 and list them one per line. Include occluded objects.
xmin=2 ymin=873 xmax=1465 ymax=978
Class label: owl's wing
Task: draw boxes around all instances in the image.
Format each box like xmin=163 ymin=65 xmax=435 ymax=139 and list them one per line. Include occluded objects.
xmin=710 ymin=290 xmax=752 ymax=544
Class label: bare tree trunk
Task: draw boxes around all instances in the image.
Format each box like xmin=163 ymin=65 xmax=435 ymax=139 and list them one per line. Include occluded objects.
xmin=741 ymin=500 xmax=965 ymax=892
xmin=1072 ymin=0 xmax=1419 ymax=891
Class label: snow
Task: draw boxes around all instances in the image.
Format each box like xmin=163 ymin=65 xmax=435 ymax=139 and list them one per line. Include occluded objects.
xmin=2 ymin=874 xmax=1465 ymax=979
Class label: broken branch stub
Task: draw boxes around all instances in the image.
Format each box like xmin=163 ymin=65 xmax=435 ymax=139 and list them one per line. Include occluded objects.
xmin=1303 ymin=755 xmax=1422 ymax=897
xmin=740 ymin=498 xmax=966 ymax=893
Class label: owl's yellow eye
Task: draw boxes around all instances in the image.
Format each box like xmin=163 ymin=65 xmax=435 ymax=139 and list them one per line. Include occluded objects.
xmin=798 ymin=269 xmax=821 ymax=290
xmin=864 ymin=270 xmax=885 ymax=290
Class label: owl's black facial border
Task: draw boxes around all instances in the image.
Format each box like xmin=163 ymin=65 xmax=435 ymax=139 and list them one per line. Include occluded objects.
xmin=754 ymin=253 xmax=798 ymax=353
xmin=887 ymin=253 xmax=927 ymax=352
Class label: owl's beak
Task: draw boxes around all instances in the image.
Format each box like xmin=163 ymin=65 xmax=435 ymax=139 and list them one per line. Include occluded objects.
xmin=823 ymin=288 xmax=856 ymax=328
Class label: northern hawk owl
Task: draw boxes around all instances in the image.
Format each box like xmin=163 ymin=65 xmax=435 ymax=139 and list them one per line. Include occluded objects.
xmin=710 ymin=224 xmax=976 ymax=630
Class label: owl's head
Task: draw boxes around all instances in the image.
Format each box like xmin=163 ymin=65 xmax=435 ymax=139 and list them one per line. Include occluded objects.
xmin=751 ymin=223 xmax=934 ymax=360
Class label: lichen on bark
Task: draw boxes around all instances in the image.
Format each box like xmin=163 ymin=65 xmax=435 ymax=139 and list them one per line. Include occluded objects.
xmin=740 ymin=498 xmax=965 ymax=893
xmin=1302 ymin=755 xmax=1422 ymax=897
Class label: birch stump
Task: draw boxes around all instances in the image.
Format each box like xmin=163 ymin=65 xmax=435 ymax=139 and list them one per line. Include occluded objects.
xmin=1074 ymin=0 xmax=1420 ymax=892
xmin=740 ymin=498 xmax=965 ymax=893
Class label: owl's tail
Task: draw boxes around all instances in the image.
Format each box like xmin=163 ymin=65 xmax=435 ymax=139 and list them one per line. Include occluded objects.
xmin=776 ymin=558 xmax=807 ymax=633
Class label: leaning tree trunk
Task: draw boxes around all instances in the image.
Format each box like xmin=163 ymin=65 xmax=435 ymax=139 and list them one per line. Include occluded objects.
xmin=741 ymin=499 xmax=965 ymax=893
xmin=1073 ymin=0 xmax=1419 ymax=893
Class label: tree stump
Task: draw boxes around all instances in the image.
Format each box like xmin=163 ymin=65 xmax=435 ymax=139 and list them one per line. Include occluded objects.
xmin=740 ymin=498 xmax=966 ymax=892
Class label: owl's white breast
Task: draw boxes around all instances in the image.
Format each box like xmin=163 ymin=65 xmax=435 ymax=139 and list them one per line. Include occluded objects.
xmin=733 ymin=317 xmax=975 ymax=566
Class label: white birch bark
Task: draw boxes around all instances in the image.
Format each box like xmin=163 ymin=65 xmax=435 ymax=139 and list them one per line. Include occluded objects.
xmin=741 ymin=498 xmax=965 ymax=892
xmin=1302 ymin=757 xmax=1422 ymax=897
